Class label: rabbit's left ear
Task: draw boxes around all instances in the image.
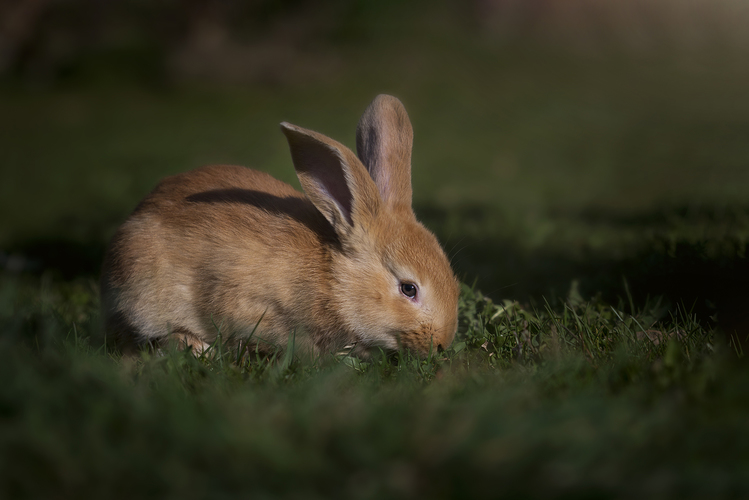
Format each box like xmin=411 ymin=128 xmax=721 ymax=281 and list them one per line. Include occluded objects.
xmin=356 ymin=94 xmax=414 ymax=211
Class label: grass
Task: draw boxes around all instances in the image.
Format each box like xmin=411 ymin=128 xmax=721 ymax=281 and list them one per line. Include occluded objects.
xmin=0 ymin=271 xmax=746 ymax=499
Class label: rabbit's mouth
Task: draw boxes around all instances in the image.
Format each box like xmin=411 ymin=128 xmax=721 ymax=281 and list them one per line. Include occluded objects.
xmin=390 ymin=325 xmax=452 ymax=358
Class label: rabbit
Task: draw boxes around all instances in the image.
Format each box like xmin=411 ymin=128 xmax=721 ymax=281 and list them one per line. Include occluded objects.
xmin=100 ymin=94 xmax=460 ymax=358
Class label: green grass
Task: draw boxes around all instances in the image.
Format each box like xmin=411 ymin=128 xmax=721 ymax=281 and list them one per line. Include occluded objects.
xmin=1 ymin=271 xmax=746 ymax=499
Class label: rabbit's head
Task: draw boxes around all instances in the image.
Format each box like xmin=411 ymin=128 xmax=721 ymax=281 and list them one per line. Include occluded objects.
xmin=282 ymin=95 xmax=459 ymax=356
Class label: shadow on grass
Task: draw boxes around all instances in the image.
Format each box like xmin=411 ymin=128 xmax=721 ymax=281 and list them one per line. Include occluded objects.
xmin=418 ymin=203 xmax=749 ymax=341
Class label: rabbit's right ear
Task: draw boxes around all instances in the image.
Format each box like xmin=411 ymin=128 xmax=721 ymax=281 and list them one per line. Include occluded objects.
xmin=281 ymin=122 xmax=383 ymax=237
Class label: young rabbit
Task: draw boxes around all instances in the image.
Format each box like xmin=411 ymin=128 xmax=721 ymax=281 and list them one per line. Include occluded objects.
xmin=100 ymin=94 xmax=460 ymax=357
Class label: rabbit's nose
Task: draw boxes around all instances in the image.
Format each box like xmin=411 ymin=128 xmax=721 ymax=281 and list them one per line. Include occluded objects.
xmin=437 ymin=324 xmax=457 ymax=351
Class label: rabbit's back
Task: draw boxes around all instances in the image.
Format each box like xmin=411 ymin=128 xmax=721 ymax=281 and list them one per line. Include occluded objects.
xmin=101 ymin=165 xmax=341 ymax=353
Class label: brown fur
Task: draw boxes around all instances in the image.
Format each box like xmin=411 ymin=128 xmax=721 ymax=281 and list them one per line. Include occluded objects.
xmin=101 ymin=95 xmax=460 ymax=357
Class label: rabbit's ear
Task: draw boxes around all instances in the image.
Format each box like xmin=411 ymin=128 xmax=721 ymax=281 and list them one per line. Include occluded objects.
xmin=281 ymin=122 xmax=382 ymax=235
xmin=355 ymin=94 xmax=413 ymax=211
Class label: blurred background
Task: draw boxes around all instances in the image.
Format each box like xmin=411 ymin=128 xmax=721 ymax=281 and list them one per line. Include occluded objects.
xmin=1 ymin=0 xmax=748 ymax=325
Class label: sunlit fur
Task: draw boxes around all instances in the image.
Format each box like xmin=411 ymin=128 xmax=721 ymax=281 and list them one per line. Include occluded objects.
xmin=100 ymin=95 xmax=460 ymax=357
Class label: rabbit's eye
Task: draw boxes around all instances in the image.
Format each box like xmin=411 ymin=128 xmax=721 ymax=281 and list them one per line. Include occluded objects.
xmin=400 ymin=282 xmax=417 ymax=299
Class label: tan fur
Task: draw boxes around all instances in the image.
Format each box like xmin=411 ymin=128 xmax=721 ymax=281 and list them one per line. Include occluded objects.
xmin=101 ymin=95 xmax=460 ymax=357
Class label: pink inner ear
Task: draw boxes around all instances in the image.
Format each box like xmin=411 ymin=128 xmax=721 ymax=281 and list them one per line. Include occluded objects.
xmin=282 ymin=122 xmax=356 ymax=226
xmin=297 ymin=144 xmax=354 ymax=226
xmin=356 ymin=102 xmax=412 ymax=209
xmin=359 ymin=124 xmax=393 ymax=204
xmin=314 ymin=171 xmax=353 ymax=226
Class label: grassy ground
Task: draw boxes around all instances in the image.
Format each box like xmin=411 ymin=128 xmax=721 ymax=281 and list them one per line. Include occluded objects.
xmin=1 ymin=271 xmax=746 ymax=499
xmin=2 ymin=8 xmax=749 ymax=497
